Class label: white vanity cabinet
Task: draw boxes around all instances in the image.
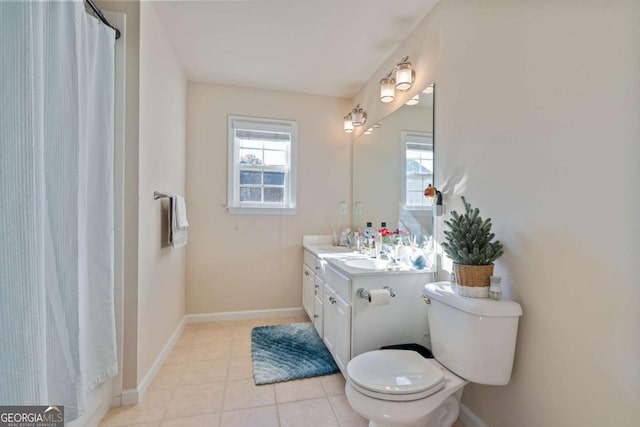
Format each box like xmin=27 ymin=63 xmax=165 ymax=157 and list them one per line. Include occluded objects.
xmin=322 ymin=267 xmax=352 ymax=373
xmin=302 ymin=249 xmax=324 ymax=336
xmin=322 ymin=260 xmax=433 ymax=376
xmin=302 ymin=238 xmax=431 ymax=378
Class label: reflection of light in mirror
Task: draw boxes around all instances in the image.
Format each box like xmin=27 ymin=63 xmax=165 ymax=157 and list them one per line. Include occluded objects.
xmin=343 ymin=114 xmax=354 ymax=133
xmin=423 ymin=84 xmax=434 ymax=94
xmin=364 ymin=128 xmax=373 ymax=135
xmin=405 ymin=94 xmax=420 ymax=106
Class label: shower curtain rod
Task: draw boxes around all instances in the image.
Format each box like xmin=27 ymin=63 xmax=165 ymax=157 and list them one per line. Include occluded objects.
xmin=85 ymin=0 xmax=121 ymax=39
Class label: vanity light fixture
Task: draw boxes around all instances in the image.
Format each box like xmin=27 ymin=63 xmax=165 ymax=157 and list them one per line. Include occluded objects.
xmin=351 ymin=104 xmax=367 ymax=127
xmin=395 ymin=57 xmax=415 ymax=91
xmin=343 ymin=105 xmax=367 ymax=133
xmin=343 ymin=114 xmax=354 ymax=133
xmin=379 ymin=56 xmax=416 ymax=102
xmin=405 ymin=94 xmax=420 ymax=106
xmin=380 ymin=73 xmax=395 ymax=103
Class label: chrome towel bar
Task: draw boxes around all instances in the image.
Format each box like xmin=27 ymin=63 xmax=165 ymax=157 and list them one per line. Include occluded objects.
xmin=153 ymin=191 xmax=170 ymax=200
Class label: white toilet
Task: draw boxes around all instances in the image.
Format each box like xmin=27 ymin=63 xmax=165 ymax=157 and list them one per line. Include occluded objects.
xmin=345 ymin=281 xmax=523 ymax=427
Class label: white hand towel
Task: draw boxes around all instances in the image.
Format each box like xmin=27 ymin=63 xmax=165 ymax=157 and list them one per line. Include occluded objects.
xmin=168 ymin=195 xmax=187 ymax=248
xmin=175 ymin=195 xmax=189 ymax=228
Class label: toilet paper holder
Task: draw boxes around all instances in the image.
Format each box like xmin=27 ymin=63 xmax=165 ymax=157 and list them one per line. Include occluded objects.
xmin=356 ymin=287 xmax=396 ymax=302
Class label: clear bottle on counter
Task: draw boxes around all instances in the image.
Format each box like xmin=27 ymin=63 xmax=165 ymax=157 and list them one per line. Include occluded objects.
xmin=489 ymin=276 xmax=502 ymax=300
xmin=363 ymin=222 xmax=374 ymax=238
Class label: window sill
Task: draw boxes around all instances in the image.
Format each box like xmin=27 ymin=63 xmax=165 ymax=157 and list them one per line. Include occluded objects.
xmin=227 ymin=206 xmax=297 ymax=215
xmin=402 ymin=206 xmax=434 ymax=217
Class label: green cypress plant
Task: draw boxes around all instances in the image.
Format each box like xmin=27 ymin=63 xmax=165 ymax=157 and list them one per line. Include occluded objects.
xmin=441 ymin=196 xmax=504 ymax=265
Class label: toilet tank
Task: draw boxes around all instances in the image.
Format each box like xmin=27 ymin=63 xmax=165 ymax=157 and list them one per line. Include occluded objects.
xmin=424 ymin=282 xmax=523 ymax=385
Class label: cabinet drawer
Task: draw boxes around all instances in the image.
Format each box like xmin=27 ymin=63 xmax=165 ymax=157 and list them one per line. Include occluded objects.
xmin=325 ymin=265 xmax=351 ymax=302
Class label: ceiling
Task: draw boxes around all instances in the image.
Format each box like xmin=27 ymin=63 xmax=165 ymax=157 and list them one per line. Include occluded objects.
xmin=152 ymin=0 xmax=440 ymax=98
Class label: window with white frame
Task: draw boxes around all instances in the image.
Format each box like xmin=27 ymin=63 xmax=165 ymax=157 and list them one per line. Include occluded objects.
xmin=227 ymin=116 xmax=297 ymax=214
xmin=402 ymin=131 xmax=433 ymax=210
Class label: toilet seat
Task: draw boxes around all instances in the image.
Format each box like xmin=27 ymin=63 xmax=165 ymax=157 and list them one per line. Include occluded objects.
xmin=347 ymin=350 xmax=445 ymax=402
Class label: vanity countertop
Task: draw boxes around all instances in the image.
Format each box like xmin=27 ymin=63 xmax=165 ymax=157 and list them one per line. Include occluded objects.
xmin=303 ymin=243 xmax=435 ymax=277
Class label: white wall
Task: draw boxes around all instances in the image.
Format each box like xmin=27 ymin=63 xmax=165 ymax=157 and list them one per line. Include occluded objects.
xmin=138 ymin=2 xmax=187 ymax=383
xmin=186 ymin=83 xmax=351 ymax=314
xmin=353 ymin=0 xmax=640 ymax=425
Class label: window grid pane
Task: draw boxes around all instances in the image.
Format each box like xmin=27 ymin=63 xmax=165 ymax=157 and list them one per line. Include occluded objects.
xmin=230 ymin=118 xmax=296 ymax=210
xmin=405 ymin=134 xmax=433 ymax=208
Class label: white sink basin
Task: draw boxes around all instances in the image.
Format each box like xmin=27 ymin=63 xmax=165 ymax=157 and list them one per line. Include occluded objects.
xmin=344 ymin=259 xmax=390 ymax=270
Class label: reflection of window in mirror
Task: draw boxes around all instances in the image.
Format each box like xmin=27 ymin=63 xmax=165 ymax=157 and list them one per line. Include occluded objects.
xmin=402 ymin=131 xmax=433 ymax=211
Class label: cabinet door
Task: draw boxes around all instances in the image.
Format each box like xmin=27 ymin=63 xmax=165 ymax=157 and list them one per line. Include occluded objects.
xmin=334 ymin=293 xmax=352 ymax=372
xmin=313 ymin=277 xmax=324 ymax=337
xmin=302 ymin=265 xmax=315 ymax=319
xmin=323 ymin=285 xmax=336 ymax=355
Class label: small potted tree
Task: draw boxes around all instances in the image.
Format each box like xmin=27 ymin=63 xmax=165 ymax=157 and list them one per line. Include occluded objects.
xmin=441 ymin=196 xmax=504 ymax=298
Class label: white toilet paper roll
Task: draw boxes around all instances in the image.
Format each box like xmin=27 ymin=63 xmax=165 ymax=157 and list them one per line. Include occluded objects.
xmin=368 ymin=288 xmax=391 ymax=305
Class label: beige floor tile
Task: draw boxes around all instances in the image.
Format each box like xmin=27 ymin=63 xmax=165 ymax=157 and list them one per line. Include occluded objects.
xmin=118 ymin=423 xmax=160 ymax=427
xmin=179 ymin=330 xmax=232 ymax=347
xmin=100 ymin=389 xmax=172 ymax=426
xmin=328 ymin=395 xmax=368 ymax=427
xmin=164 ymin=382 xmax=225 ymax=419
xmin=227 ymin=357 xmax=253 ymax=380
xmin=274 ymin=377 xmax=325 ymax=403
xmin=99 ymin=404 xmax=167 ymax=426
xmin=171 ymin=342 xmax=234 ymax=363
xmin=150 ymin=363 xmax=184 ymax=389
xmin=160 ymin=414 xmax=220 ymax=427
xmin=232 ymin=325 xmax=255 ymax=338
xmin=142 ymin=387 xmax=175 ymax=406
xmin=278 ymin=397 xmax=339 ymax=427
xmin=230 ymin=339 xmax=252 ymax=358
xmin=219 ymin=405 xmax=279 ymax=427
xmin=222 ymin=379 xmax=275 ymax=411
xmin=179 ymin=359 xmax=229 ymax=386
xmin=319 ymin=373 xmax=346 ymax=396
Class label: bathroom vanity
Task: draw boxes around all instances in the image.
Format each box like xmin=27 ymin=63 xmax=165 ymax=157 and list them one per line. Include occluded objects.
xmin=302 ymin=235 xmax=434 ymax=374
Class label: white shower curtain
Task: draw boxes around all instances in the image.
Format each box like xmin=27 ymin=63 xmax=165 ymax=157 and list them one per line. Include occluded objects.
xmin=0 ymin=0 xmax=117 ymax=420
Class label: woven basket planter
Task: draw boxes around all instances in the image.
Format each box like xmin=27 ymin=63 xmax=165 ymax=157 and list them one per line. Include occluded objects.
xmin=452 ymin=263 xmax=494 ymax=298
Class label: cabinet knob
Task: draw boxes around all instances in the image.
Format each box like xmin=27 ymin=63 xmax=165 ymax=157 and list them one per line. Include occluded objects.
xmin=314 ymin=314 xmax=319 ymax=319
xmin=329 ymin=297 xmax=336 ymax=304
xmin=304 ymin=271 xmax=310 ymax=277
xmin=314 ymin=284 xmax=319 ymax=288
xmin=315 ymin=266 xmax=320 ymax=270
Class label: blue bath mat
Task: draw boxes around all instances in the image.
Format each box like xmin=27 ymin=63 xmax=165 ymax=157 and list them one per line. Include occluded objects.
xmin=251 ymin=322 xmax=339 ymax=385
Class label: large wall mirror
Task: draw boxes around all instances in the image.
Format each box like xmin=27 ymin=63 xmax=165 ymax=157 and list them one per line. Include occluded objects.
xmin=352 ymin=84 xmax=435 ymax=270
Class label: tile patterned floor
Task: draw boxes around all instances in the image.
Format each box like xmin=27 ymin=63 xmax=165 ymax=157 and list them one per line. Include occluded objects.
xmin=100 ymin=316 xmax=466 ymax=427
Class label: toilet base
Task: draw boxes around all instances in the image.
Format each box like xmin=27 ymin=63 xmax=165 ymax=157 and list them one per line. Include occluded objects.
xmin=362 ymin=393 xmax=460 ymax=427
xmin=345 ymin=372 xmax=466 ymax=427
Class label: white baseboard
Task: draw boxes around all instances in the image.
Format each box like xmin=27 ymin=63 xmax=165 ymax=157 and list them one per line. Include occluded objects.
xmin=120 ymin=388 xmax=138 ymax=406
xmin=119 ymin=316 xmax=186 ymax=406
xmin=185 ymin=307 xmax=306 ymax=324
xmin=460 ymin=403 xmax=489 ymax=427
xmin=111 ymin=396 xmax=121 ymax=407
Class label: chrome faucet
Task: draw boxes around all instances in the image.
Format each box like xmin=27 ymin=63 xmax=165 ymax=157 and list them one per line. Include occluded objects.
xmin=380 ymin=244 xmax=398 ymax=264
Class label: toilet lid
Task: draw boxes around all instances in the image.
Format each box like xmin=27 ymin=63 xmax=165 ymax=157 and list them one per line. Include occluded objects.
xmin=347 ymin=350 xmax=445 ymax=396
